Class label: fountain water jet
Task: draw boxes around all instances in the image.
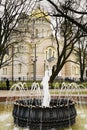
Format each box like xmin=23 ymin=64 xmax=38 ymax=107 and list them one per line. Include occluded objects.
xmin=12 ymin=71 xmax=77 ymax=129
xmin=41 ymin=70 xmax=51 ymax=107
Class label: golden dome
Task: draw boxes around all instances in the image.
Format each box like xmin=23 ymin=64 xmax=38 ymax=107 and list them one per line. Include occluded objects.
xmin=30 ymin=7 xmax=50 ymax=21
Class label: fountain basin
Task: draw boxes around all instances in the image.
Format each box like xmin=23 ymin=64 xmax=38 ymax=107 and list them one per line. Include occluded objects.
xmin=13 ymin=98 xmax=77 ymax=128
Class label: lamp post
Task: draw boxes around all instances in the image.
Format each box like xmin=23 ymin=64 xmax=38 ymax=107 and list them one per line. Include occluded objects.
xmin=33 ymin=43 xmax=37 ymax=81
xmin=12 ymin=45 xmax=14 ymax=82
xmin=31 ymin=19 xmax=37 ymax=82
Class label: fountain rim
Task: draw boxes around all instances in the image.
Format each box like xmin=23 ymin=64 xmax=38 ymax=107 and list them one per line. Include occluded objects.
xmin=13 ymin=99 xmax=76 ymax=108
xmin=13 ymin=98 xmax=77 ymax=128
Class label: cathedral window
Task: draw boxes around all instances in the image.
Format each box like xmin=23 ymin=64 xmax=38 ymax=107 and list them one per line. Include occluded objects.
xmin=45 ymin=47 xmax=56 ymax=61
xmin=49 ymin=48 xmax=52 ymax=58
xmin=35 ymin=29 xmax=38 ymax=38
xmin=3 ymin=68 xmax=7 ymax=75
xmin=53 ymin=51 xmax=55 ymax=57
xmin=18 ymin=63 xmax=22 ymax=73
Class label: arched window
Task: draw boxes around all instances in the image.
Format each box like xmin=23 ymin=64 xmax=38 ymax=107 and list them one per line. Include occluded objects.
xmin=45 ymin=47 xmax=56 ymax=61
xmin=49 ymin=48 xmax=52 ymax=58
xmin=53 ymin=51 xmax=55 ymax=57
xmin=18 ymin=63 xmax=22 ymax=73
xmin=3 ymin=68 xmax=7 ymax=75
xmin=35 ymin=29 xmax=38 ymax=38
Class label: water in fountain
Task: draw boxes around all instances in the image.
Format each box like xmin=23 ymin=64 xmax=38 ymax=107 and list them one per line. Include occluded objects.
xmin=6 ymin=82 xmax=28 ymax=104
xmin=41 ymin=70 xmax=51 ymax=107
xmin=54 ymin=82 xmax=87 ymax=128
xmin=54 ymin=82 xmax=87 ymax=104
xmin=30 ymin=82 xmax=41 ymax=96
xmin=0 ymin=102 xmax=87 ymax=130
xmin=1 ymin=83 xmax=28 ymax=126
xmin=3 ymin=70 xmax=86 ymax=129
xmin=1 ymin=77 xmax=87 ymax=129
xmin=11 ymin=70 xmax=77 ymax=129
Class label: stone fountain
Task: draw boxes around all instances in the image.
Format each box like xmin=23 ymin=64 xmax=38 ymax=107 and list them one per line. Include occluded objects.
xmin=12 ymin=70 xmax=77 ymax=129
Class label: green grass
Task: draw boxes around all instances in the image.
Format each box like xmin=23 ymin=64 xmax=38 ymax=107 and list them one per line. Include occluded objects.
xmin=0 ymin=80 xmax=87 ymax=91
xmin=50 ymin=89 xmax=87 ymax=95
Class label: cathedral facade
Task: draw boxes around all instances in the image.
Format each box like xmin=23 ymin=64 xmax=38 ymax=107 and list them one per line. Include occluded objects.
xmin=0 ymin=8 xmax=81 ymax=81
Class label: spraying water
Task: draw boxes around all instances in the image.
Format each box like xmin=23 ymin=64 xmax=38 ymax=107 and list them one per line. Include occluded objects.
xmin=41 ymin=70 xmax=51 ymax=107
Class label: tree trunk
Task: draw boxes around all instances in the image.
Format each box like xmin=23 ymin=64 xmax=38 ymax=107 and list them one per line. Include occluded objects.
xmin=49 ymin=66 xmax=60 ymax=84
xmin=80 ymin=69 xmax=84 ymax=82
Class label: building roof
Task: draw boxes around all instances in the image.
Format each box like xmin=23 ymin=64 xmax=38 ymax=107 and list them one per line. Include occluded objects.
xmin=30 ymin=7 xmax=50 ymax=21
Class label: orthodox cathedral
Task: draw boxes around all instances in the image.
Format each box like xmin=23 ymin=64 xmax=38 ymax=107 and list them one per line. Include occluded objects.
xmin=0 ymin=8 xmax=82 ymax=81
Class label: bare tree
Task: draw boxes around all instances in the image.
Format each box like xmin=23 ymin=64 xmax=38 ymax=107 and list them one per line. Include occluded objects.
xmin=0 ymin=0 xmax=37 ymax=68
xmin=39 ymin=0 xmax=87 ymax=83
xmin=74 ymin=38 xmax=87 ymax=82
xmin=44 ymin=0 xmax=87 ymax=33
xmin=49 ymin=16 xmax=86 ymax=83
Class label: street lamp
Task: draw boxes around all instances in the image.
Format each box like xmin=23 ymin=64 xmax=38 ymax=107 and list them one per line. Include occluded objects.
xmin=33 ymin=43 xmax=37 ymax=81
xmin=12 ymin=45 xmax=14 ymax=82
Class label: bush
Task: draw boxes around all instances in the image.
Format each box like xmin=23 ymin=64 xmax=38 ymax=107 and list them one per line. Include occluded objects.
xmin=0 ymin=81 xmax=6 ymax=90
xmin=82 ymin=82 xmax=87 ymax=88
